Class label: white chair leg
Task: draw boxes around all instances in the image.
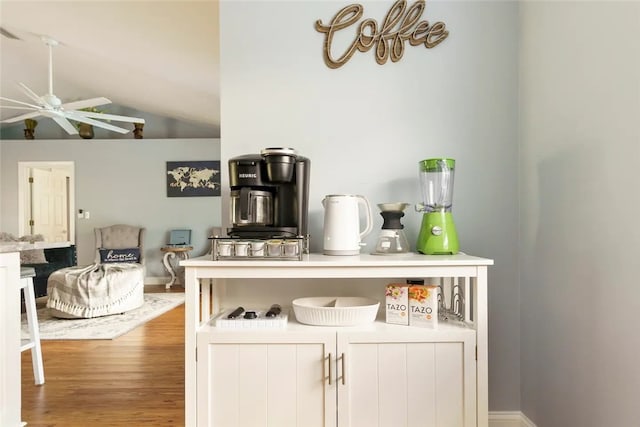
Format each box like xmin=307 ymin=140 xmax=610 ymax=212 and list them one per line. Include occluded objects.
xmin=22 ymin=277 xmax=45 ymax=385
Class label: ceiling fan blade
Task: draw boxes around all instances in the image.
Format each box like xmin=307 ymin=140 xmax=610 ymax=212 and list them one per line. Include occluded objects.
xmin=0 ymin=105 xmax=38 ymax=110
xmin=0 ymin=27 xmax=21 ymax=40
xmin=52 ymin=116 xmax=79 ymax=135
xmin=64 ymin=111 xmax=130 ymax=134
xmin=61 ymin=97 xmax=111 ymax=111
xmin=72 ymin=111 xmax=145 ymax=124
xmin=1 ymin=111 xmax=42 ymax=123
xmin=0 ymin=96 xmax=42 ymax=109
xmin=17 ymin=83 xmax=43 ymax=104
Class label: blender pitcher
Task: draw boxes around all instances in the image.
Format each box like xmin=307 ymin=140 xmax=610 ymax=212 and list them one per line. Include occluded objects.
xmin=415 ymin=158 xmax=459 ymax=255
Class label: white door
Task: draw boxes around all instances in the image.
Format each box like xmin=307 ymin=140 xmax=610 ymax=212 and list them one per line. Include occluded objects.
xmin=30 ymin=168 xmax=69 ymax=242
xmin=199 ymin=334 xmax=336 ymax=427
xmin=31 ymin=168 xmax=53 ymax=240
xmin=18 ymin=161 xmax=74 ymax=244
xmin=337 ymin=331 xmax=477 ymax=427
xmin=50 ymin=169 xmax=69 ymax=242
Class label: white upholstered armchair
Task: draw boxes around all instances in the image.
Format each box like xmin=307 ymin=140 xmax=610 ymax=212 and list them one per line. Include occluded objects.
xmin=95 ymin=224 xmax=146 ymax=265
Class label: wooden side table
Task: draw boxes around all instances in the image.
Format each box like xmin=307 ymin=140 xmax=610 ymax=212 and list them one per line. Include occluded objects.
xmin=160 ymin=246 xmax=193 ymax=290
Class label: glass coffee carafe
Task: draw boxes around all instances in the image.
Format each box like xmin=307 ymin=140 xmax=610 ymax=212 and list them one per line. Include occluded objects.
xmin=373 ymin=202 xmax=410 ymax=255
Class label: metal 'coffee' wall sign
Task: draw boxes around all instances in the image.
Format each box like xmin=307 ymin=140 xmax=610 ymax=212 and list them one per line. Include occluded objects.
xmin=315 ymin=0 xmax=449 ymax=69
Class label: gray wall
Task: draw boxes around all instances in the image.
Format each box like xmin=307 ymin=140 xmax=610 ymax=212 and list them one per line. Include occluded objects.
xmin=520 ymin=2 xmax=640 ymax=426
xmin=220 ymin=1 xmax=520 ymax=410
xmin=0 ymin=138 xmax=221 ymax=277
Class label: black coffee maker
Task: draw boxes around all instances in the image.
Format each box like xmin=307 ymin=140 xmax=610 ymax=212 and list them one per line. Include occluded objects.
xmin=228 ymin=148 xmax=310 ymax=245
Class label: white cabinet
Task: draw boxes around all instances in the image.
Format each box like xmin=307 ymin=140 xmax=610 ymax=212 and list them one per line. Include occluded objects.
xmin=197 ymin=330 xmax=335 ymax=427
xmin=0 ymin=251 xmax=22 ymax=427
xmin=197 ymin=323 xmax=475 ymax=427
xmin=338 ymin=329 xmax=476 ymax=427
xmin=183 ymin=253 xmax=492 ymax=427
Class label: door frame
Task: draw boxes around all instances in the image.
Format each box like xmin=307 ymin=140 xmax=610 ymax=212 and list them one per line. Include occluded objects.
xmin=18 ymin=161 xmax=75 ymax=243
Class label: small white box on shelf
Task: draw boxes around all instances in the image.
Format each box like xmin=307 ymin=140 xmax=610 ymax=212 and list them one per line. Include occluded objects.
xmin=385 ymin=284 xmax=409 ymax=325
xmin=214 ymin=309 xmax=288 ymax=329
xmin=408 ymin=285 xmax=438 ymax=328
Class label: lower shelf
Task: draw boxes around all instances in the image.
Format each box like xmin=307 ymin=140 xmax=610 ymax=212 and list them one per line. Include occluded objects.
xmin=198 ymin=314 xmax=475 ymax=343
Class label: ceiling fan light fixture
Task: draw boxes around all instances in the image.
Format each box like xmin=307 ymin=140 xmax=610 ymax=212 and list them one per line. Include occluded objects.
xmin=40 ymin=35 xmax=58 ymax=47
xmin=42 ymin=94 xmax=61 ymax=108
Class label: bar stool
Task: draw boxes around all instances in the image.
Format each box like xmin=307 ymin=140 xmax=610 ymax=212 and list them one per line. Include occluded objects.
xmin=20 ymin=266 xmax=45 ymax=385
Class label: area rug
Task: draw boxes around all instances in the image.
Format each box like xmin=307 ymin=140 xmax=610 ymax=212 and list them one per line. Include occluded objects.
xmin=21 ymin=293 xmax=185 ymax=340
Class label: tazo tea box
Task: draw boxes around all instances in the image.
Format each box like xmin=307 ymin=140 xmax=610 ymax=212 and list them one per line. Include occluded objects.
xmin=385 ymin=284 xmax=409 ymax=325
xmin=409 ymin=285 xmax=438 ymax=328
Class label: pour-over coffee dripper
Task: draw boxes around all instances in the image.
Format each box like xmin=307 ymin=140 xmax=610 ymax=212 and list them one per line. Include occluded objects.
xmin=373 ymin=202 xmax=410 ymax=255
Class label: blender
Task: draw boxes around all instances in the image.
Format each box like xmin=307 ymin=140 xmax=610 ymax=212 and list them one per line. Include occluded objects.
xmin=373 ymin=203 xmax=410 ymax=255
xmin=416 ymin=158 xmax=459 ymax=255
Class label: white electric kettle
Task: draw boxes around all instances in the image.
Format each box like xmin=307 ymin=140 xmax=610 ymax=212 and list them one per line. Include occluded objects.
xmin=322 ymin=194 xmax=373 ymax=255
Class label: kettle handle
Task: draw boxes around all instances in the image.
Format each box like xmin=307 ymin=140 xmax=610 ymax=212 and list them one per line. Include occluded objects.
xmin=357 ymin=195 xmax=373 ymax=239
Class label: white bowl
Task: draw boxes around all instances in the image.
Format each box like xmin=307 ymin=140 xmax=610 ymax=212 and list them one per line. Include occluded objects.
xmin=292 ymin=296 xmax=380 ymax=326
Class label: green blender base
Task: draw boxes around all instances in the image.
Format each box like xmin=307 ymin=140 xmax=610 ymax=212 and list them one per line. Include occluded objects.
xmin=416 ymin=211 xmax=459 ymax=255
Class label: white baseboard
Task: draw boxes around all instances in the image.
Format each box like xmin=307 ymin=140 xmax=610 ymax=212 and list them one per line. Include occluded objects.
xmin=144 ymin=276 xmax=171 ymax=286
xmin=489 ymin=411 xmax=537 ymax=427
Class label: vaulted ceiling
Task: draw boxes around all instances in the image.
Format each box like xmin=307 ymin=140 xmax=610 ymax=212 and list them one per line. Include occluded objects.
xmin=0 ymin=0 xmax=220 ymax=135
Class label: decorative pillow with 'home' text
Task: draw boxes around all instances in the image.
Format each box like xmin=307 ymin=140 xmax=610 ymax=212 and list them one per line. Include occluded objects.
xmin=99 ymin=248 xmax=141 ymax=264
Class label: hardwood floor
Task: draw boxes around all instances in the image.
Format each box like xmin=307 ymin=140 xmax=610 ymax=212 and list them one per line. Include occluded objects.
xmin=21 ymin=286 xmax=185 ymax=427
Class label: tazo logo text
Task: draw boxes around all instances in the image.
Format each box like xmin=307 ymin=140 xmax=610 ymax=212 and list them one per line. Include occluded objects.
xmin=315 ymin=0 xmax=449 ymax=69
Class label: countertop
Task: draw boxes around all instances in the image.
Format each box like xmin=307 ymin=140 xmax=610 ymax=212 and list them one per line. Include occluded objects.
xmin=0 ymin=241 xmax=71 ymax=253
xmin=182 ymin=252 xmax=494 ymax=267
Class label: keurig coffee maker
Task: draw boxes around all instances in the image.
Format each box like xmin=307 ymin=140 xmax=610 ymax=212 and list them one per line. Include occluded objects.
xmin=227 ymin=148 xmax=310 ymax=253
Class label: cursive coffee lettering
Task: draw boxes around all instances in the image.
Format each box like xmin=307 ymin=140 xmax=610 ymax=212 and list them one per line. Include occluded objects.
xmin=315 ymin=0 xmax=449 ymax=69
xmin=317 ymin=4 xmax=363 ymax=67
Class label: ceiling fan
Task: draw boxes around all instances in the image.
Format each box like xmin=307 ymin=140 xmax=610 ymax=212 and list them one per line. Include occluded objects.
xmin=0 ymin=35 xmax=145 ymax=135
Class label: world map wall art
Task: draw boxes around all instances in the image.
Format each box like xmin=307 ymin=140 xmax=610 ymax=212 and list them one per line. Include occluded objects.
xmin=166 ymin=161 xmax=221 ymax=197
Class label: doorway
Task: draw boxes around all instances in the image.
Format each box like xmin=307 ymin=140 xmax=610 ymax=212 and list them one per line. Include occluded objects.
xmin=18 ymin=161 xmax=75 ymax=243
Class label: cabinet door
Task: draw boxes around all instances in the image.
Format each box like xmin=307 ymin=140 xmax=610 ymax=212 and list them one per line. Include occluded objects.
xmin=197 ymin=334 xmax=336 ymax=427
xmin=337 ymin=332 xmax=476 ymax=427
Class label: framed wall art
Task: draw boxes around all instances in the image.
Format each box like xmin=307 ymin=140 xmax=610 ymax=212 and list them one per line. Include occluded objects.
xmin=166 ymin=160 xmax=221 ymax=197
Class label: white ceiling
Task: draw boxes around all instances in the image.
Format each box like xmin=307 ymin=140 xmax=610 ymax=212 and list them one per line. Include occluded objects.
xmin=0 ymin=0 xmax=220 ymax=131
